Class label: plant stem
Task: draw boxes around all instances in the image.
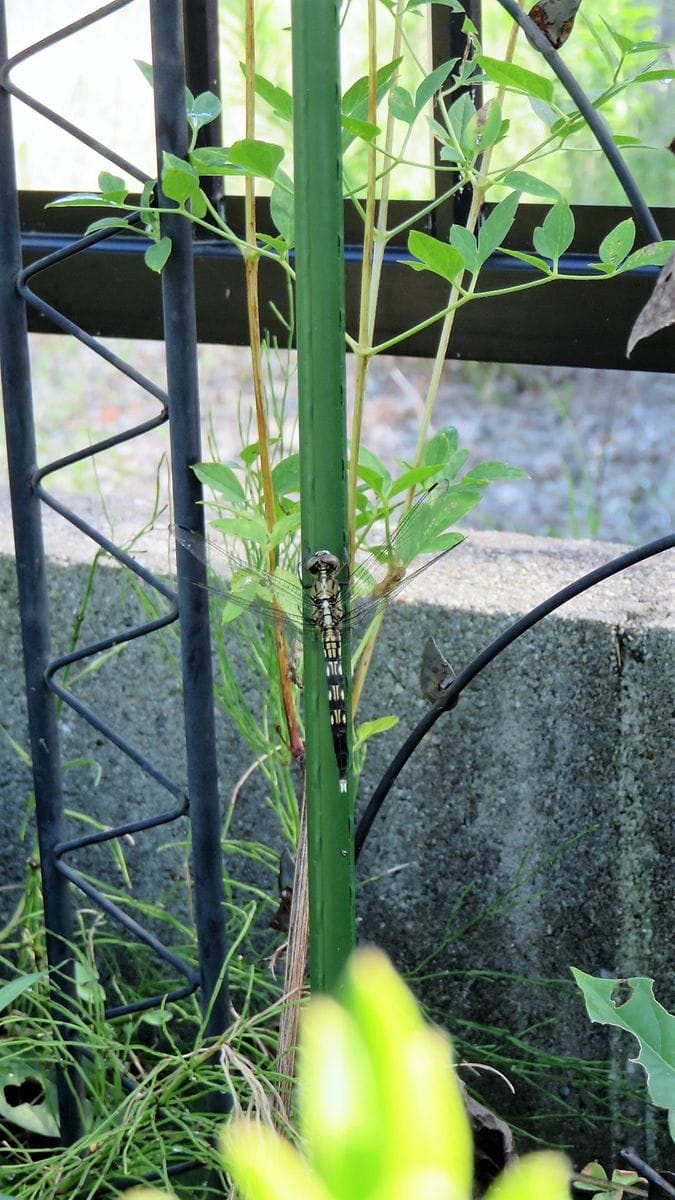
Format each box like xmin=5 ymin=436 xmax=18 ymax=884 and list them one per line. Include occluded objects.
xmin=244 ymin=0 xmax=303 ymax=769
xmin=408 ymin=1 xmax=526 ymax=494
xmin=348 ymin=0 xmax=380 ymax=556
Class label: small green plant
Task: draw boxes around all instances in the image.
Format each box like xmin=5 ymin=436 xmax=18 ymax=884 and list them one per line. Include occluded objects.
xmin=571 ymin=968 xmax=675 ymax=1141
xmin=573 ymin=1161 xmax=647 ymax=1200
xmin=123 ymin=947 xmax=572 ymax=1200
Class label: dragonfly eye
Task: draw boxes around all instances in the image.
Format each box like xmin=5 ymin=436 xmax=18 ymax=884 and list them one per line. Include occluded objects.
xmin=305 ymin=550 xmax=341 ymax=576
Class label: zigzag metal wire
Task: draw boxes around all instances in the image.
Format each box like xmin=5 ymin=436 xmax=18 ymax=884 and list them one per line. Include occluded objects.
xmin=3 ymin=3 xmax=200 ymax=1017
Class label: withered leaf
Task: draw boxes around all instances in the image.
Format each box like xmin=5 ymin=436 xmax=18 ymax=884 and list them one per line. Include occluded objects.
xmin=627 ymin=249 xmax=675 ymax=356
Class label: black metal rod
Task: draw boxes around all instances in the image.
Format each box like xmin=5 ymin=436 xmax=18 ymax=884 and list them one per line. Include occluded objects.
xmin=149 ymin=0 xmax=232 ymax=1110
xmin=620 ymin=1149 xmax=675 ymax=1199
xmin=494 ymin=0 xmax=662 ymax=244
xmin=356 ymin=532 xmax=675 ymax=857
xmin=0 ymin=0 xmax=150 ymax=185
xmin=0 ymin=0 xmax=83 ymax=1146
xmin=183 ymin=0 xmax=223 ymax=211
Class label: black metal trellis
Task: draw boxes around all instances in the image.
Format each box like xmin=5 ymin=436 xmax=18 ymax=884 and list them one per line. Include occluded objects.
xmin=0 ymin=0 xmax=230 ymax=1147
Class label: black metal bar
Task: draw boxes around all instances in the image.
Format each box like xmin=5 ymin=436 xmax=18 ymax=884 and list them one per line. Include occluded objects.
xmin=0 ymin=0 xmax=83 ymax=1146
xmin=494 ymin=0 xmax=662 ymax=244
xmin=0 ymin=0 xmax=150 ymax=185
xmin=355 ymin=531 xmax=675 ymax=858
xmin=431 ymin=0 xmax=482 ymax=235
xmin=620 ymin=1149 xmax=675 ymax=1199
xmin=183 ymin=0 xmax=224 ymax=211
xmin=149 ymin=0 xmax=232 ymax=1111
xmin=17 ymin=193 xmax=675 ymax=370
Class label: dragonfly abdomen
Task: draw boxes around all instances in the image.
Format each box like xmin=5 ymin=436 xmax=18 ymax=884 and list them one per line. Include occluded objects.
xmin=307 ymin=551 xmax=348 ymax=793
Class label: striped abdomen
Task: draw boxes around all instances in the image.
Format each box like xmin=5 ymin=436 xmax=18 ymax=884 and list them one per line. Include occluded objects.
xmin=306 ymin=551 xmax=348 ymax=793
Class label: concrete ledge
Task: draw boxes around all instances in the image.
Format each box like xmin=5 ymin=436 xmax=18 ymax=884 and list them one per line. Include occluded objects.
xmin=0 ymin=513 xmax=673 ymax=1162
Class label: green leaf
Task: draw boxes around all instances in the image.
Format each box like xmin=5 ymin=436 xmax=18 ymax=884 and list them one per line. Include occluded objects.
xmin=162 ymin=151 xmax=200 ymax=204
xmin=529 ymin=96 xmax=558 ymax=128
xmin=135 ymin=58 xmax=154 ymax=87
xmin=354 ymin=715 xmax=399 ymax=746
xmin=618 ymin=240 xmax=675 ymax=273
xmin=190 ymin=146 xmax=235 ymax=175
xmin=271 ymin=453 xmax=301 ymax=497
xmin=144 ymin=237 xmax=171 ymax=273
xmin=407 ymin=0 xmax=464 ymax=10
xmin=500 ymin=247 xmax=552 ymax=273
xmin=342 ymin=115 xmax=380 ymax=143
xmin=633 ymin=68 xmax=675 ymax=83
xmin=187 ymin=90 xmax=221 ymax=133
xmin=598 ymin=218 xmax=635 ymax=267
xmin=85 ymin=216 xmax=136 ymax=233
xmin=141 ymin=1008 xmax=173 ymax=1027
xmin=476 ymin=55 xmax=554 ymax=104
xmin=266 ymin=512 xmax=301 ymax=550
xmin=477 ymin=191 xmax=521 ymax=266
xmin=571 ymin=969 xmax=675 ymax=1114
xmin=423 ymin=427 xmax=460 ymax=469
xmin=439 ymin=146 xmax=464 ymax=164
xmin=425 ymin=445 xmax=470 ymax=484
xmin=47 ymin=193 xmax=127 ymax=208
xmin=533 ymin=200 xmax=575 ymax=265
xmin=464 ymin=461 xmax=528 ymax=484
xmin=461 ymin=98 xmax=503 ymax=156
xmin=97 ymin=171 xmax=127 ymax=203
xmin=358 ymin=446 xmax=391 ymax=493
xmin=250 ymin=69 xmax=293 ymax=122
xmin=270 ymin=170 xmax=294 ymax=243
xmin=502 ymin=170 xmax=560 ymax=200
xmin=228 ymin=138 xmax=285 ymax=180
xmin=449 ymin=225 xmax=479 ymax=274
xmin=188 ymin=187 xmax=207 ymax=218
xmin=387 ymin=465 xmax=451 ymax=497
xmin=0 ymin=972 xmax=47 ymax=1013
xmin=211 ymin=514 xmax=270 ymax=547
xmin=193 ymin=461 xmax=246 ymax=502
xmin=0 ymin=1063 xmax=59 ymax=1138
xmin=342 ymin=58 xmax=402 ymax=118
xmin=446 ymin=92 xmax=475 ymax=144
xmin=415 ymin=58 xmax=457 ymax=112
xmin=407 ymin=230 xmax=464 ymax=283
xmin=388 ymin=85 xmax=416 ymax=124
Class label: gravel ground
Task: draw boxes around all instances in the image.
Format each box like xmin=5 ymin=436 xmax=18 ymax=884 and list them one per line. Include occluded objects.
xmin=1 ymin=335 xmax=672 ymax=547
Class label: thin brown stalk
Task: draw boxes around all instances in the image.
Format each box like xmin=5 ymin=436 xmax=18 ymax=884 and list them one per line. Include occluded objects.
xmin=244 ymin=0 xmax=303 ymax=766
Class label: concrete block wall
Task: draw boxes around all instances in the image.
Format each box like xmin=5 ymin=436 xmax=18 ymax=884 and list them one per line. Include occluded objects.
xmin=0 ymin=506 xmax=672 ymax=1164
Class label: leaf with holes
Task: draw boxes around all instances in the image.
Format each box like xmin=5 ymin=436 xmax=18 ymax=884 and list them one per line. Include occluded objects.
xmin=0 ymin=1063 xmax=59 ymax=1138
xmin=571 ymin=969 xmax=675 ymax=1123
xmin=598 ymin=218 xmax=635 ymax=268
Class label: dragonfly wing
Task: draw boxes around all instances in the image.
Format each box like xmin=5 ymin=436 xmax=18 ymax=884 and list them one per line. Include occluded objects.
xmin=345 ymin=537 xmax=463 ymax=633
xmin=172 ymin=525 xmax=306 ymax=633
xmin=344 ymin=482 xmax=463 ymax=630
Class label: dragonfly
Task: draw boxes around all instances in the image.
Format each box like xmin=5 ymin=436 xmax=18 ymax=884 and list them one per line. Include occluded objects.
xmin=174 ymin=480 xmax=463 ymax=792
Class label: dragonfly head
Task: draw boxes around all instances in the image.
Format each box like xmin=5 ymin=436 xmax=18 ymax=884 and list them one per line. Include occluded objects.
xmin=305 ymin=550 xmax=342 ymax=578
